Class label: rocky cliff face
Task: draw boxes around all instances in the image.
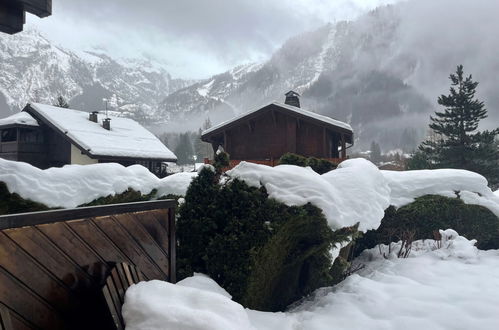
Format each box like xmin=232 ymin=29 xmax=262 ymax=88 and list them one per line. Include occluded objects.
xmin=0 ymin=29 xmax=189 ymax=119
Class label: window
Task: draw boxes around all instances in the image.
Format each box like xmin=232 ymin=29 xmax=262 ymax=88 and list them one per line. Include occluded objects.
xmin=0 ymin=128 xmax=17 ymax=142
xmin=19 ymin=128 xmax=43 ymax=143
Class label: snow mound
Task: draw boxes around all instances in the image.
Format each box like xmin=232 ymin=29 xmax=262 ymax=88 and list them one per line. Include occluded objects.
xmin=227 ymin=159 xmax=499 ymax=232
xmin=0 ymin=112 xmax=39 ymax=127
xmin=0 ymin=158 xmax=196 ymax=208
xmin=177 ymin=273 xmax=232 ymax=299
xmin=227 ymin=158 xmax=390 ymax=232
xmin=122 ymin=280 xmax=254 ymax=330
xmin=124 ymin=230 xmax=499 ymax=330
xmin=382 ymin=168 xmax=494 ymax=208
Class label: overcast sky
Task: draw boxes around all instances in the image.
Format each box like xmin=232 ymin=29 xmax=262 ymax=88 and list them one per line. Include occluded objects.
xmin=27 ymin=0 xmax=401 ymax=79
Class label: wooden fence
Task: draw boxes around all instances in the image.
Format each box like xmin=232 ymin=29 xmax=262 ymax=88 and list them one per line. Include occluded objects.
xmin=0 ymin=200 xmax=176 ymax=329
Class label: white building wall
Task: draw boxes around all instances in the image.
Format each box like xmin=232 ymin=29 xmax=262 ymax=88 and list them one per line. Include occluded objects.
xmin=70 ymin=144 xmax=98 ymax=165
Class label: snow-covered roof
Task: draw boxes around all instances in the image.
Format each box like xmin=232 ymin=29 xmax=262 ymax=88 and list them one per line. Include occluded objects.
xmin=26 ymin=103 xmax=177 ymax=161
xmin=202 ymin=101 xmax=353 ymax=136
xmin=0 ymin=112 xmax=39 ymax=127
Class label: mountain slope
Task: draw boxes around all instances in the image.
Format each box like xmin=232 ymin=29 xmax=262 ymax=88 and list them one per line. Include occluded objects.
xmin=158 ymin=1 xmax=499 ymax=151
xmin=0 ymin=29 xmax=189 ymax=119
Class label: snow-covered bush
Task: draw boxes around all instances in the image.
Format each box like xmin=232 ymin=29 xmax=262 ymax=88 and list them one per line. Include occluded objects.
xmin=0 ymin=182 xmax=50 ymax=214
xmin=356 ymin=194 xmax=499 ymax=254
xmin=278 ymin=152 xmax=337 ymax=174
xmin=176 ymin=167 xmax=353 ymax=311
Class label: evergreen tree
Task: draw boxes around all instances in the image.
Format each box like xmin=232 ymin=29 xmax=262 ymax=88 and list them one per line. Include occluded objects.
xmin=54 ymin=96 xmax=69 ymax=108
xmin=194 ymin=118 xmax=214 ymax=161
xmin=417 ymin=65 xmax=499 ymax=185
xmin=370 ymin=141 xmax=382 ymax=164
xmin=174 ymin=133 xmax=195 ymax=165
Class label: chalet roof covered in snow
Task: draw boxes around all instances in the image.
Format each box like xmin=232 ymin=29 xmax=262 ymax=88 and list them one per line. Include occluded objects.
xmin=202 ymin=101 xmax=353 ymax=137
xmin=0 ymin=112 xmax=39 ymax=127
xmin=25 ymin=103 xmax=177 ymax=161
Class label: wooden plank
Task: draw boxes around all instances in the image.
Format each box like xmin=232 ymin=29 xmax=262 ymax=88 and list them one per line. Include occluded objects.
xmin=110 ymin=268 xmax=125 ymax=305
xmin=102 ymin=283 xmax=123 ymax=330
xmin=5 ymin=227 xmax=90 ymax=289
xmin=139 ymin=210 xmax=170 ymax=250
xmin=0 ymin=267 xmax=62 ymax=329
xmin=67 ymin=219 xmax=131 ymax=269
xmin=36 ymin=222 xmax=108 ymax=280
xmin=114 ymin=213 xmax=170 ymax=277
xmin=0 ymin=233 xmax=71 ymax=311
xmin=168 ymin=208 xmax=177 ymax=283
xmin=0 ymin=200 xmax=176 ymax=230
xmin=92 ymin=216 xmax=164 ymax=280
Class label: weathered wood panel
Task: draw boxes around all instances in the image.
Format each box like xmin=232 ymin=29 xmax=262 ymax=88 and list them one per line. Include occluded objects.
xmin=0 ymin=200 xmax=176 ymax=329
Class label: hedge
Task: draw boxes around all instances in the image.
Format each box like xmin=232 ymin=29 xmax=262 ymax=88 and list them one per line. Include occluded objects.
xmin=355 ymin=194 xmax=499 ymax=255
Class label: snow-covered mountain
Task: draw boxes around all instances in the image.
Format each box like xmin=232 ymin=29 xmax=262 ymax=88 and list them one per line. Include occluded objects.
xmin=158 ymin=1 xmax=499 ymax=150
xmin=0 ymin=29 xmax=190 ymax=119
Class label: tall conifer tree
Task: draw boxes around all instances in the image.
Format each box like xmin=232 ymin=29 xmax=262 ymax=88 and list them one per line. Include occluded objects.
xmin=417 ymin=65 xmax=499 ymax=185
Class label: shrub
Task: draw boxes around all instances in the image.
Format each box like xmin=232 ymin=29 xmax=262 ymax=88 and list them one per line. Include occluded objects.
xmin=0 ymin=182 xmax=50 ymax=215
xmin=80 ymin=188 xmax=158 ymax=207
xmin=278 ymin=153 xmax=336 ymax=174
xmin=355 ymin=195 xmax=499 ymax=254
xmin=177 ymin=167 xmax=356 ymax=311
xmin=279 ymin=152 xmax=307 ymax=167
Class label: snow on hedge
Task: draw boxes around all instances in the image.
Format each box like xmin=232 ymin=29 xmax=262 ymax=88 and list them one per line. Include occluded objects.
xmin=123 ymin=230 xmax=499 ymax=330
xmin=2 ymin=157 xmax=499 ymax=229
xmin=227 ymin=158 xmax=499 ymax=232
xmin=0 ymin=158 xmax=196 ymax=208
xmin=227 ymin=158 xmax=390 ymax=232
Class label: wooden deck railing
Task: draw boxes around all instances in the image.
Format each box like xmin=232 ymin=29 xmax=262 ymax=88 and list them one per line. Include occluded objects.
xmin=0 ymin=200 xmax=176 ymax=329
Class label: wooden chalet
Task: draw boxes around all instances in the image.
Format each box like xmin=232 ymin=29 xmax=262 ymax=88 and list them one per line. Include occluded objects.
xmin=0 ymin=0 xmax=51 ymax=34
xmin=0 ymin=103 xmax=177 ymax=177
xmin=201 ymin=91 xmax=354 ymax=166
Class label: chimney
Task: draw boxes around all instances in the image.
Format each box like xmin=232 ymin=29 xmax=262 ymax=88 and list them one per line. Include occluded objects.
xmin=103 ymin=118 xmax=111 ymax=130
xmin=284 ymin=90 xmax=300 ymax=108
xmin=89 ymin=111 xmax=98 ymax=123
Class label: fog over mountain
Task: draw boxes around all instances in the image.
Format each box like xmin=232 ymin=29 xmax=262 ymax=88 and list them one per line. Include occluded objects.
xmin=157 ymin=0 xmax=499 ymax=151
xmin=1 ymin=0 xmax=498 ymax=152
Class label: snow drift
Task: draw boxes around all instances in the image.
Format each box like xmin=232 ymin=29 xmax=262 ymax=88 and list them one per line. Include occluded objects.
xmin=227 ymin=159 xmax=499 ymax=232
xmin=0 ymin=158 xmax=196 ymax=208
xmin=123 ymin=230 xmax=499 ymax=330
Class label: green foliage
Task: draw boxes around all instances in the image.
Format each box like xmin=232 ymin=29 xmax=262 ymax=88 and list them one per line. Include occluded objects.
xmin=407 ymin=150 xmax=433 ymax=170
xmin=213 ymin=151 xmax=230 ymax=174
xmin=417 ymin=65 xmax=499 ymax=186
xmin=54 ymin=95 xmax=69 ymax=108
xmin=355 ymin=195 xmax=499 ymax=255
xmin=278 ymin=152 xmax=337 ymax=174
xmin=370 ymin=141 xmax=382 ymax=164
xmin=174 ymin=132 xmax=195 ymax=165
xmin=79 ymin=188 xmax=158 ymax=207
xmin=279 ymin=152 xmax=308 ymax=167
xmin=0 ymin=182 xmax=51 ymax=215
xmin=176 ymin=168 xmax=352 ymax=311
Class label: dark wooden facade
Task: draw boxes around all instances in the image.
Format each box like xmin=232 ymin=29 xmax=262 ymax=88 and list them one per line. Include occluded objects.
xmin=0 ymin=200 xmax=176 ymax=329
xmin=0 ymin=0 xmax=52 ymax=34
xmin=0 ymin=106 xmax=173 ymax=177
xmin=202 ymin=103 xmax=353 ymax=162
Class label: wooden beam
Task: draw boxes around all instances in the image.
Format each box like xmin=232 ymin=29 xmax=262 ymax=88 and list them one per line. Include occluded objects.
xmin=0 ymin=200 xmax=177 ymax=230
xmin=271 ymin=110 xmax=277 ymax=127
xmin=223 ymin=131 xmax=227 ymax=150
xmin=341 ymin=134 xmax=346 ymax=159
xmin=0 ymin=2 xmax=24 ymax=34
xmin=21 ymin=0 xmax=52 ymax=18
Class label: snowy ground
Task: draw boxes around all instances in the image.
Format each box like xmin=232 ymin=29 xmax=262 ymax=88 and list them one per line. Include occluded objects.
xmin=123 ymin=230 xmax=499 ymax=330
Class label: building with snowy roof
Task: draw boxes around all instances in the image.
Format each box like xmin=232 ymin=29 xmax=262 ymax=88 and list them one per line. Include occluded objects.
xmin=201 ymin=91 xmax=354 ymax=166
xmin=0 ymin=103 xmax=177 ymax=176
